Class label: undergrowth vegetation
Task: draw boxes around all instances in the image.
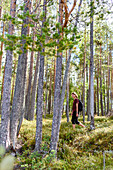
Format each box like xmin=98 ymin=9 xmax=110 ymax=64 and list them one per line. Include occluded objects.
xmin=13 ymin=115 xmax=113 ymax=169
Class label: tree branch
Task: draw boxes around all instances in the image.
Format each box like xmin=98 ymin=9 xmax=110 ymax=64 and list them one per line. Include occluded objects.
xmin=62 ymin=0 xmax=77 ymax=29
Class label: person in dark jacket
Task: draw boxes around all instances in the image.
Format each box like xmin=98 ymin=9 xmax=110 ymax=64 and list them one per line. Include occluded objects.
xmin=71 ymin=92 xmax=85 ymax=129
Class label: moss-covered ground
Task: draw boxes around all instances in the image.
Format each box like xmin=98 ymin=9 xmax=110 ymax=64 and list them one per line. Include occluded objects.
xmin=14 ymin=115 xmax=113 ymax=169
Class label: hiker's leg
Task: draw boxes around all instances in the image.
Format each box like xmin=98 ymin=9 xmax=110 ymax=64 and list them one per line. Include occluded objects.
xmin=72 ymin=114 xmax=76 ymax=129
xmin=72 ymin=124 xmax=75 ymax=129
xmin=79 ymin=122 xmax=85 ymax=128
xmin=75 ymin=116 xmax=85 ymax=128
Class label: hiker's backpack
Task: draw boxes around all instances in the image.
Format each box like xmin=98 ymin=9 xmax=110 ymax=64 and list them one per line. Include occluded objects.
xmin=78 ymin=100 xmax=83 ymax=112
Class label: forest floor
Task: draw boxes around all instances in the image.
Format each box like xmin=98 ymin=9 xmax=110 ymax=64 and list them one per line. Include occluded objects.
xmin=12 ymin=114 xmax=113 ymax=170
xmin=0 ymin=114 xmax=112 ymax=169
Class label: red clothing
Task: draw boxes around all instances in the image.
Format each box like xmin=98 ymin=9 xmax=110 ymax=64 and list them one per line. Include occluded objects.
xmin=72 ymin=98 xmax=79 ymax=112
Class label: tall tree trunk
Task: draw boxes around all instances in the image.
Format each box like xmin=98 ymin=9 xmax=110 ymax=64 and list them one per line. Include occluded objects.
xmin=1 ymin=63 xmax=6 ymax=102
xmin=87 ymin=64 xmax=91 ymax=121
xmin=10 ymin=0 xmax=30 ymax=149
xmin=0 ymin=22 xmax=5 ymax=76
xmin=111 ymin=68 xmax=113 ymax=111
xmin=100 ymin=44 xmax=104 ymax=116
xmin=35 ymin=0 xmax=46 ymax=152
xmin=44 ymin=61 xmax=48 ymax=117
xmin=109 ymin=44 xmax=112 ymax=110
xmin=97 ymin=54 xmax=99 ymax=116
xmin=103 ymin=69 xmax=106 ymax=115
xmin=0 ymin=4 xmax=3 ymax=76
xmin=0 ymin=63 xmax=5 ymax=115
xmin=29 ymin=53 xmax=39 ymax=120
xmin=0 ymin=0 xmax=17 ymax=148
xmin=17 ymin=53 xmax=39 ymax=136
xmin=48 ymin=68 xmax=52 ymax=114
xmin=11 ymin=59 xmax=17 ymax=105
xmin=56 ymin=50 xmax=71 ymax=140
xmin=90 ymin=0 xmax=95 ymax=130
xmin=50 ymin=51 xmax=62 ymax=152
xmin=66 ymin=50 xmax=69 ymax=122
xmin=94 ymin=89 xmax=96 ymax=114
xmin=50 ymin=0 xmax=83 ymax=153
xmin=50 ymin=0 xmax=63 ymax=153
xmin=25 ymin=33 xmax=34 ymax=120
xmin=86 ymin=62 xmax=89 ymax=117
xmin=83 ymin=27 xmax=86 ymax=123
xmin=107 ymin=45 xmax=110 ymax=114
xmin=52 ymin=54 xmax=56 ymax=113
xmin=35 ymin=51 xmax=44 ymax=151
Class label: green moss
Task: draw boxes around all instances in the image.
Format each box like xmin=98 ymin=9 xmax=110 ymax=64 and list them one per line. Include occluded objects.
xmin=16 ymin=116 xmax=113 ymax=169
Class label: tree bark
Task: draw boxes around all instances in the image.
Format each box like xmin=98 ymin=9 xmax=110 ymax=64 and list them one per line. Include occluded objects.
xmin=0 ymin=22 xmax=5 ymax=76
xmin=100 ymin=44 xmax=104 ymax=116
xmin=10 ymin=0 xmax=30 ymax=149
xmin=25 ymin=33 xmax=34 ymax=120
xmin=29 ymin=53 xmax=39 ymax=120
xmin=87 ymin=64 xmax=91 ymax=121
xmin=17 ymin=53 xmax=39 ymax=136
xmin=111 ymin=68 xmax=113 ymax=111
xmin=50 ymin=0 xmax=83 ymax=153
xmin=90 ymin=0 xmax=95 ymax=130
xmin=11 ymin=59 xmax=16 ymax=105
xmin=66 ymin=50 xmax=69 ymax=122
xmin=0 ymin=0 xmax=17 ymax=148
xmin=83 ymin=27 xmax=86 ymax=123
xmin=103 ymin=69 xmax=106 ymax=115
xmin=107 ymin=45 xmax=110 ymax=114
xmin=50 ymin=51 xmax=62 ymax=152
xmin=50 ymin=0 xmax=63 ymax=153
xmin=48 ymin=67 xmax=52 ymax=114
xmin=109 ymin=44 xmax=112 ymax=111
xmin=97 ymin=54 xmax=99 ymax=116
xmin=35 ymin=0 xmax=46 ymax=152
xmin=44 ymin=61 xmax=48 ymax=117
xmin=56 ymin=51 xmax=71 ymax=141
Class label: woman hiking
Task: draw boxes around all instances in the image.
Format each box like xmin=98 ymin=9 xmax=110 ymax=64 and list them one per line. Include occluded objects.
xmin=71 ymin=92 xmax=85 ymax=129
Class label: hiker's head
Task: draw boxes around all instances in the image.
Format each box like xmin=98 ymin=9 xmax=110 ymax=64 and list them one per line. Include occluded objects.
xmin=72 ymin=92 xmax=78 ymax=98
